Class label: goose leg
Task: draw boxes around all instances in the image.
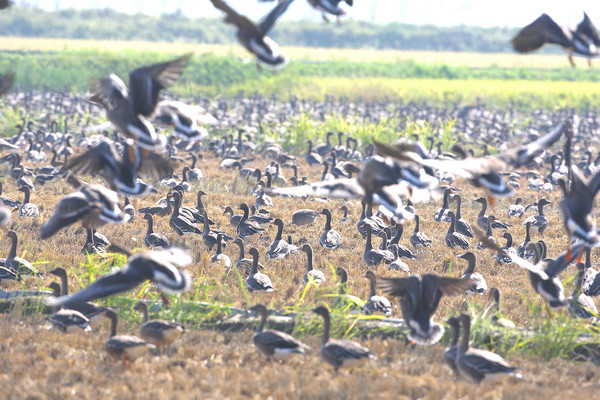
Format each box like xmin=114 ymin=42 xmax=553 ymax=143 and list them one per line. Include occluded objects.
xmin=568 ymin=52 xmax=576 ymax=68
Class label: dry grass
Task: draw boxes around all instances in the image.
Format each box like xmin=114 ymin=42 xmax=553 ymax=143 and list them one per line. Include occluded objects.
xmin=0 ymin=36 xmax=575 ymax=68
xmin=1 ymin=147 xmax=600 ymax=398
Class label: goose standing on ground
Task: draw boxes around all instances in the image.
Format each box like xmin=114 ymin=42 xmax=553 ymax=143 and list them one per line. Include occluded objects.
xmin=511 ymin=12 xmax=600 ymax=67
xmin=210 ymin=0 xmax=294 ymax=69
xmin=104 ymin=309 xmax=155 ymax=368
xmin=249 ymin=304 xmax=310 ymax=362
xmin=319 ymin=208 xmax=342 ymax=250
xmin=410 ymin=215 xmax=432 ymax=249
xmin=459 ymin=252 xmax=487 ymax=294
xmin=211 ymin=234 xmax=232 ymax=268
xmin=233 ymin=238 xmax=262 ymax=275
xmin=223 ymin=205 xmax=243 ymax=227
xmin=237 ymin=203 xmax=265 ymax=241
xmin=41 ymin=184 xmax=129 ymax=239
xmin=291 ymin=209 xmax=320 ymax=226
xmin=169 ymin=191 xmax=201 ymax=236
xmin=305 ymin=140 xmax=323 ymax=165
xmin=246 ymin=248 xmax=274 ymax=292
xmin=507 ymin=197 xmax=526 ymax=218
xmin=474 ymin=197 xmax=511 ymax=231
xmin=568 ymin=263 xmax=598 ymax=319
xmin=387 ymin=245 xmax=411 ymax=273
xmin=18 ymin=186 xmax=38 ymax=219
xmin=523 ymin=198 xmax=550 ymax=235
xmin=488 ymin=287 xmax=516 ymax=328
xmin=517 ymin=221 xmax=533 ymax=259
xmin=445 ymin=211 xmax=470 ymax=250
xmin=377 ymin=273 xmax=473 ymax=345
xmin=339 ymin=205 xmax=352 ymax=223
xmin=456 ymin=313 xmax=522 ymax=383
xmin=334 ymin=267 xmax=361 ymax=309
xmin=443 ymin=316 xmax=460 ymax=376
xmin=88 ymin=54 xmax=191 ymax=149
xmin=452 ymin=194 xmax=473 ymax=238
xmin=0 ymin=181 xmax=20 ymax=208
xmin=49 ymin=267 xmax=108 ymax=326
xmin=2 ymin=231 xmax=39 ymax=277
xmin=47 ymin=248 xmax=192 ymax=309
xmin=301 ymin=244 xmax=325 ymax=285
xmin=363 ymin=271 xmax=392 ymax=317
xmin=434 ymin=188 xmax=453 ymax=222
xmin=360 ymin=224 xmax=394 ymax=266
xmin=388 ymin=225 xmax=416 ymax=260
xmin=496 ymin=232 xmax=516 ymax=265
xmin=134 ymin=301 xmax=185 ymax=354
xmin=267 ymin=218 xmax=297 ymax=259
xmin=583 ymin=248 xmax=600 ymax=296
xmin=312 ymin=306 xmax=377 ymax=374
xmin=47 ymin=282 xmax=92 ymax=333
xmin=143 ymin=214 xmax=170 ymax=249
xmin=476 ymin=215 xmax=496 ymax=250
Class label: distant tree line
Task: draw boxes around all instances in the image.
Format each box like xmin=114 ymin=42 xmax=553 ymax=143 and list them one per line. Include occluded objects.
xmin=0 ymin=7 xmax=558 ymax=53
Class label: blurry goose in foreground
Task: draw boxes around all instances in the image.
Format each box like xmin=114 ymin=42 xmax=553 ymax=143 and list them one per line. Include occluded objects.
xmin=307 ymin=0 xmax=353 ymax=23
xmin=246 ymin=248 xmax=274 ymax=292
xmin=134 ymin=301 xmax=185 ymax=354
xmin=47 ymin=282 xmax=92 ymax=333
xmin=456 ymin=313 xmax=522 ymax=383
xmin=104 ymin=309 xmax=155 ymax=368
xmin=313 ymin=306 xmax=376 ymax=374
xmin=64 ymin=141 xmax=172 ymax=196
xmin=522 ymin=198 xmax=550 ymax=235
xmin=301 ymin=244 xmax=325 ymax=285
xmin=249 ymin=304 xmax=310 ymax=362
xmin=568 ymin=263 xmax=598 ymax=320
xmin=363 ymin=271 xmax=392 ymax=317
xmin=210 ymin=0 xmax=294 ymax=69
xmin=0 ymin=70 xmax=14 ymax=96
xmin=459 ymin=252 xmax=487 ymax=294
xmin=41 ymin=184 xmax=129 ymax=239
xmin=88 ymin=54 xmax=191 ymax=149
xmin=377 ymin=273 xmax=473 ymax=345
xmin=443 ymin=316 xmax=460 ymax=376
xmin=488 ymin=287 xmax=516 ymax=329
xmin=46 ymin=248 xmax=192 ymax=309
xmin=477 ymin=230 xmax=581 ymax=308
xmin=511 ymin=13 xmax=600 ymax=67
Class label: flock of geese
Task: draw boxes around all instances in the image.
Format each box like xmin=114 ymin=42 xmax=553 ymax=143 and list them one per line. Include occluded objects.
xmin=0 ymin=0 xmax=600 ymax=387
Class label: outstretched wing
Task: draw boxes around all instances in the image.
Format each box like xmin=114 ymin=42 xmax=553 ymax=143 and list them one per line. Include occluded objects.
xmin=41 ymin=191 xmax=98 ymax=239
xmin=259 ymin=0 xmax=295 ymax=35
xmin=129 ymin=54 xmax=191 ymax=117
xmin=62 ymin=141 xmax=120 ymax=176
xmin=138 ymin=149 xmax=174 ymax=180
xmin=210 ymin=0 xmax=260 ymax=35
xmin=511 ymin=13 xmax=572 ymax=53
xmin=577 ymin=12 xmax=600 ymax=47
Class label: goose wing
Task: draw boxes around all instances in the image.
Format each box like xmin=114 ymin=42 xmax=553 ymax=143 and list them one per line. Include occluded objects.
xmin=577 ymin=12 xmax=600 ymax=46
xmin=210 ymin=0 xmax=261 ymax=36
xmin=259 ymin=0 xmax=295 ymax=35
xmin=511 ymin=13 xmax=572 ymax=53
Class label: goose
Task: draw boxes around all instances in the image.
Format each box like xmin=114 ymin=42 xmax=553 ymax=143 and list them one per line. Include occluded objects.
xmin=522 ymin=198 xmax=550 ymax=235
xmin=88 ymin=54 xmax=190 ymax=150
xmin=305 ymin=140 xmax=323 ymax=165
xmin=46 ymin=247 xmax=192 ymax=309
xmin=488 ymin=287 xmax=516 ymax=329
xmin=123 ymin=196 xmax=135 ymax=222
xmin=169 ymin=191 xmax=201 ymax=236
xmin=582 ymin=248 xmax=600 ymax=296
xmin=356 ymin=200 xmax=384 ymax=237
xmin=339 ymin=205 xmax=352 ymax=223
xmin=133 ymin=301 xmax=185 ymax=354
xmin=81 ymin=228 xmax=108 ymax=256
xmin=15 ymin=165 xmax=34 ymax=192
xmin=41 ymin=184 xmax=129 ymax=239
xmin=496 ymin=232 xmax=516 ymax=265
xmin=312 ymin=306 xmax=376 ymax=374
xmin=517 ymin=221 xmax=534 ymax=259
xmin=410 ymin=215 xmax=432 ymax=249
xmin=63 ymin=141 xmax=172 ymax=195
xmin=433 ymin=188 xmax=453 ymax=222
xmin=232 ymin=238 xmax=261 ymax=275
xmin=223 ymin=205 xmax=243 ymax=227
xmin=143 ymin=214 xmax=170 ymax=249
xmin=185 ymin=155 xmax=203 ymax=180
xmin=0 ymin=181 xmax=20 ymax=208
xmin=237 ymin=203 xmax=265 ymax=240
xmin=210 ymin=0 xmax=293 ymax=69
xmin=308 ymin=0 xmax=353 ymax=23
xmin=104 ymin=309 xmax=155 ymax=367
xmin=152 ymin=100 xmax=211 ymax=141
xmin=477 ymin=231 xmax=581 ymax=308
xmin=456 ymin=313 xmax=522 ymax=383
xmin=443 ymin=316 xmax=460 ymax=376
xmin=445 ymin=211 xmax=469 ymax=250
xmin=1 ymin=231 xmax=39 ymax=277
xmin=178 ymin=167 xmax=192 ymax=192
xmin=301 ymin=244 xmax=325 ymax=285
xmin=458 ymin=252 xmax=487 ymax=294
xmin=249 ymin=304 xmax=310 ymax=362
xmin=18 ymin=186 xmax=38 ymax=219
xmin=49 ymin=267 xmax=108 ymax=327
xmin=377 ymin=273 xmax=473 ymax=345
xmin=476 ymin=215 xmax=496 ymax=250
xmin=568 ymin=263 xmax=598 ymax=319
xmin=388 ymin=225 xmax=416 ymax=259
xmin=291 ymin=209 xmax=320 ymax=225
xmin=334 ymin=267 xmax=362 ymax=310
xmin=46 ymin=282 xmax=92 ymax=333
xmin=319 ymin=208 xmax=342 ymax=250
xmin=139 ymin=193 xmax=172 ymax=217
xmin=249 ymin=205 xmax=273 ymax=227
xmin=246 ymin=248 xmax=274 ymax=292
xmin=474 ymin=197 xmax=511 ymax=231
xmin=211 ymin=234 xmax=232 ymax=268
xmin=267 ymin=218 xmax=297 ymax=259
xmin=452 ymin=194 xmax=473 ymax=238
xmin=511 ymin=12 xmax=600 ymax=67
xmin=314 ymin=132 xmax=334 ymax=156
xmin=507 ymin=197 xmax=526 ymax=218
xmin=387 ymin=245 xmax=411 ymax=273
xmin=363 ymin=271 xmax=392 ymax=317
xmin=360 ymin=224 xmax=394 ymax=266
